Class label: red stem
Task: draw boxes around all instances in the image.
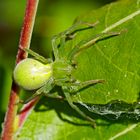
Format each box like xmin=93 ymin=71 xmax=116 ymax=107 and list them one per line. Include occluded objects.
xmin=18 ymin=97 xmax=40 ymax=128
xmin=1 ymin=0 xmax=39 ymax=140
xmin=17 ymin=0 xmax=39 ymax=63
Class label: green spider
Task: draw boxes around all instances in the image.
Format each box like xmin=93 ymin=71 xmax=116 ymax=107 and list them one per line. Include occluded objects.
xmin=13 ymin=21 xmax=120 ymax=127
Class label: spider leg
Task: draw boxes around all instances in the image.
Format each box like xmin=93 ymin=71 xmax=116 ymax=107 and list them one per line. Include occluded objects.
xmin=44 ymin=94 xmax=64 ymax=100
xmin=20 ymin=47 xmax=52 ymax=63
xmin=62 ymin=86 xmax=96 ymax=127
xmin=63 ymin=79 xmax=105 ymax=89
xmin=63 ymin=21 xmax=99 ymax=40
xmin=60 ymin=79 xmax=105 ymax=96
xmin=20 ymin=78 xmax=54 ymax=104
xmin=68 ymin=31 xmax=122 ymax=61
xmin=54 ymin=21 xmax=99 ymax=41
xmin=51 ymin=21 xmax=99 ymax=60
xmin=20 ymin=86 xmax=45 ymax=104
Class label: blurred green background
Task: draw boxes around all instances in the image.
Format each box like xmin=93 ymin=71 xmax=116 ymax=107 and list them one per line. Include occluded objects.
xmin=0 ymin=0 xmax=116 ymax=132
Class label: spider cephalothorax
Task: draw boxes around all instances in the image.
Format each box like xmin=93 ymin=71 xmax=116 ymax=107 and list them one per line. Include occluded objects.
xmin=52 ymin=60 xmax=74 ymax=84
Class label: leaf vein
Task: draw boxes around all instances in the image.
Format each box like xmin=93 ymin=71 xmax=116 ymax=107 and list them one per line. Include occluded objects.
xmin=108 ymin=124 xmax=138 ymax=140
xmin=102 ymin=9 xmax=140 ymax=33
xmin=95 ymin=45 xmax=140 ymax=79
xmin=104 ymin=4 xmax=112 ymax=29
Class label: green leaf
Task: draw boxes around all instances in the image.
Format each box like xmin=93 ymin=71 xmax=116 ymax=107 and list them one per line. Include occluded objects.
xmin=70 ymin=0 xmax=140 ymax=104
xmin=16 ymin=0 xmax=140 ymax=139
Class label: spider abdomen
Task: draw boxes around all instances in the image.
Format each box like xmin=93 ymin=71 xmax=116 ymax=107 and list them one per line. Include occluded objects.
xmin=13 ymin=58 xmax=52 ymax=90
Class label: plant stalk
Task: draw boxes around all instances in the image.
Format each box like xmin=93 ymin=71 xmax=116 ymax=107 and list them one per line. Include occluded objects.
xmin=1 ymin=0 xmax=39 ymax=140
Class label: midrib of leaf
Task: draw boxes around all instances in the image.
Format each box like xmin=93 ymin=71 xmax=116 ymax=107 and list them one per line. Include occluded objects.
xmin=102 ymin=9 xmax=140 ymax=33
xmin=109 ymin=124 xmax=138 ymax=140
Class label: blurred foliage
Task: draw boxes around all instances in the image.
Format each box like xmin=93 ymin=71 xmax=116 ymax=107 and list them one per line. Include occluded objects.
xmin=0 ymin=0 xmax=116 ymax=132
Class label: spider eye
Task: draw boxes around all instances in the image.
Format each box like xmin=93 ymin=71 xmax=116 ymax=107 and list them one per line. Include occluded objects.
xmin=13 ymin=58 xmax=52 ymax=90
